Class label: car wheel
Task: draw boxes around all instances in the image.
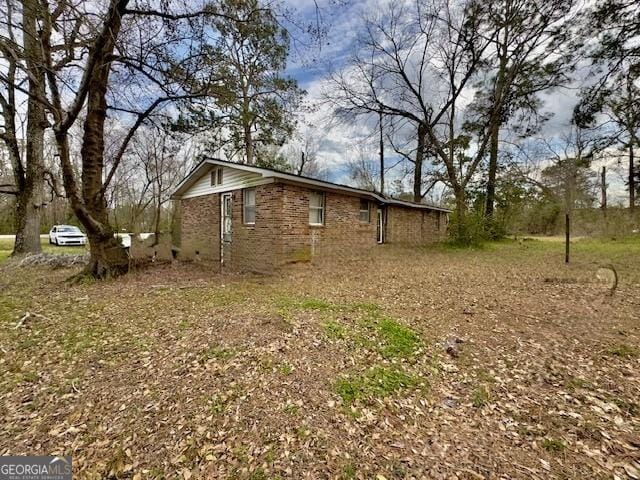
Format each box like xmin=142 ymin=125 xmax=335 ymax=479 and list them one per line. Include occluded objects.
xmin=49 ymin=237 xmax=53 ymax=244
xmin=55 ymin=238 xmax=59 ymax=246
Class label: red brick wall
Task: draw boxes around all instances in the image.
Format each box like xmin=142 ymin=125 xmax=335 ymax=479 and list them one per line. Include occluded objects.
xmin=178 ymin=181 xmax=448 ymax=271
xmin=278 ymin=183 xmax=378 ymax=263
xmin=179 ymin=194 xmax=220 ymax=261
xmin=223 ymin=184 xmax=284 ymax=271
xmin=386 ymin=206 xmax=447 ymax=245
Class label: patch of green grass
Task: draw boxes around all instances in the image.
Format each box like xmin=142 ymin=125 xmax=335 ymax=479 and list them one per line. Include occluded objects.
xmin=0 ymin=237 xmax=87 ymax=259
xmin=376 ymin=318 xmax=421 ymax=358
xmin=472 ymin=386 xmax=490 ymax=408
xmin=248 ymin=468 xmax=267 ymax=480
xmin=264 ymin=448 xmax=277 ymax=463
xmin=297 ymin=298 xmax=334 ymax=311
xmin=210 ymin=391 xmax=239 ymax=415
xmin=20 ymin=371 xmax=40 ymax=383
xmin=350 ymin=302 xmax=382 ymax=315
xmin=475 ymin=368 xmax=496 ymax=384
xmin=73 ymin=274 xmax=97 ymax=286
xmin=322 ymin=320 xmax=346 ymax=339
xmin=296 ymin=426 xmax=311 ymax=439
xmin=283 ymin=404 xmax=299 ymax=415
xmin=0 ymin=296 xmax=20 ymax=324
xmin=334 ymin=367 xmax=419 ymax=405
xmin=42 ymin=242 xmax=88 ymax=256
xmin=0 ymin=247 xmax=11 ymax=263
xmin=0 ymin=238 xmax=89 ymax=262
xmin=279 ymin=363 xmax=293 ymax=375
xmin=198 ymin=346 xmax=235 ymax=363
xmin=60 ymin=323 xmax=110 ymax=358
xmin=565 ymin=376 xmax=589 ymax=391
xmin=606 ymin=344 xmax=638 ymax=358
xmin=258 ymin=355 xmax=275 ymax=372
xmin=340 ymin=464 xmax=357 ymax=480
xmin=275 ymin=295 xmax=337 ymax=321
xmin=542 ymin=438 xmax=566 ymax=453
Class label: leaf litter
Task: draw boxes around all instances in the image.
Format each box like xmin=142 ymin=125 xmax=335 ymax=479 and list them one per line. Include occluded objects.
xmin=0 ymin=240 xmax=639 ymax=479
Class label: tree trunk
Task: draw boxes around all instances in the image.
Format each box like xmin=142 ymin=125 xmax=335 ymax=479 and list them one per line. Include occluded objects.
xmin=12 ymin=0 xmax=45 ymax=256
xmin=79 ymin=60 xmax=129 ymax=276
xmin=413 ymin=123 xmax=426 ymax=202
xmin=13 ymin=188 xmax=42 ymax=255
xmin=565 ymin=213 xmax=570 ymax=264
xmin=379 ymin=110 xmax=384 ymax=194
xmin=485 ymin=121 xmax=499 ymax=218
xmin=74 ymin=0 xmax=129 ymax=277
xmin=485 ymin=22 xmax=509 ymax=223
xmin=153 ymin=198 xmax=162 ymax=246
xmin=454 ymin=186 xmax=467 ymax=244
xmin=86 ymin=232 xmax=130 ymax=278
xmin=242 ymin=88 xmax=254 ymax=164
xmin=244 ymin=121 xmax=254 ymax=165
xmin=630 ymin=142 xmax=635 ymax=211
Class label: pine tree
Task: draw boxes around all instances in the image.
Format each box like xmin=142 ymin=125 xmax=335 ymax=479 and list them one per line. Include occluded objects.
xmin=203 ymin=0 xmax=303 ymax=164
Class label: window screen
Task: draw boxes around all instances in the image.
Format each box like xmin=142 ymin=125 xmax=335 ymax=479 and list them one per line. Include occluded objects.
xmin=309 ymin=192 xmax=325 ymax=225
xmin=243 ymin=188 xmax=256 ymax=225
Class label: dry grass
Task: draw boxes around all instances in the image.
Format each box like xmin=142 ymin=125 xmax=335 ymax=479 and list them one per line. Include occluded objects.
xmin=0 ymin=237 xmax=639 ymax=479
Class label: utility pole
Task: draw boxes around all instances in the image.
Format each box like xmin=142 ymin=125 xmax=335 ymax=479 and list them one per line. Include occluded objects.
xmin=601 ymin=166 xmax=607 ymax=213
xmin=379 ymin=110 xmax=384 ymax=194
xmin=564 ymin=157 xmax=577 ymax=264
xmin=630 ymin=141 xmax=635 ymax=211
xmin=565 ymin=213 xmax=570 ymax=264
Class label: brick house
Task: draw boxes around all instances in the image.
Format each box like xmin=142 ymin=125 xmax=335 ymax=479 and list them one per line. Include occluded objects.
xmin=171 ymin=158 xmax=450 ymax=271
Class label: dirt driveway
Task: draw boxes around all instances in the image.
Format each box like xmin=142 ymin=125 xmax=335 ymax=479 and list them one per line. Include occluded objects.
xmin=1 ymin=239 xmax=639 ymax=479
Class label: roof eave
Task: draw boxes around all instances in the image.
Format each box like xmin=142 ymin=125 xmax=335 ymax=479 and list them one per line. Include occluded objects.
xmin=171 ymin=157 xmax=452 ymax=213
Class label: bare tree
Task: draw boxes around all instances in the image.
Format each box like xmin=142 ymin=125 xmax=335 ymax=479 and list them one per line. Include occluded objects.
xmin=602 ymin=70 xmax=640 ymax=211
xmin=283 ymin=124 xmax=326 ymax=178
xmin=130 ymin=128 xmax=193 ymax=240
xmin=328 ymin=0 xmax=497 ymax=242
xmin=348 ymin=142 xmax=380 ymax=192
xmin=6 ymin=0 xmax=233 ymax=278
xmin=0 ymin=0 xmax=46 ymax=255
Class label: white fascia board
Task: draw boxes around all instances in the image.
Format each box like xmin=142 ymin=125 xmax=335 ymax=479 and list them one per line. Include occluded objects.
xmin=172 ymin=158 xmax=452 ymax=212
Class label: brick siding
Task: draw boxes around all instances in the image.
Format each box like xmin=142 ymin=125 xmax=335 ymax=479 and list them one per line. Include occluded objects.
xmin=179 ymin=194 xmax=220 ymax=261
xmin=178 ymin=181 xmax=448 ymax=271
xmin=223 ymin=184 xmax=284 ymax=271
xmin=386 ymin=206 xmax=447 ymax=244
xmin=278 ymin=183 xmax=378 ymax=264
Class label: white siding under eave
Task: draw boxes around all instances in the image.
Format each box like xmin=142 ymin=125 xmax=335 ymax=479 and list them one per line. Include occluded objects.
xmin=181 ymin=166 xmax=270 ymax=199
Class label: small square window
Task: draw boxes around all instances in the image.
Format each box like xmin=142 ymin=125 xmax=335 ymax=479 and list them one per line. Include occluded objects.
xmin=359 ymin=199 xmax=370 ymax=223
xmin=243 ymin=188 xmax=256 ymax=225
xmin=211 ymin=167 xmax=223 ymax=186
xmin=309 ymin=192 xmax=325 ymax=225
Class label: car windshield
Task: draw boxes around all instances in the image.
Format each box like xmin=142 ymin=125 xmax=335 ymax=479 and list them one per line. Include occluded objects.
xmin=58 ymin=226 xmax=81 ymax=233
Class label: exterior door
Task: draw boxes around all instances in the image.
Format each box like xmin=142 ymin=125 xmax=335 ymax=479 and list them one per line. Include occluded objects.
xmin=221 ymin=193 xmax=232 ymax=263
xmin=377 ymin=208 xmax=385 ymax=244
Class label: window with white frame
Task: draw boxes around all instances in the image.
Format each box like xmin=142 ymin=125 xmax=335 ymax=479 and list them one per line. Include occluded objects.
xmin=309 ymin=192 xmax=325 ymax=225
xmin=359 ymin=199 xmax=370 ymax=223
xmin=210 ymin=167 xmax=223 ymax=186
xmin=243 ymin=188 xmax=256 ymax=225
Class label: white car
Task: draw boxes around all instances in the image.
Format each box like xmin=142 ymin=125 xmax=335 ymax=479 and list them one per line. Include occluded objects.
xmin=49 ymin=225 xmax=88 ymax=246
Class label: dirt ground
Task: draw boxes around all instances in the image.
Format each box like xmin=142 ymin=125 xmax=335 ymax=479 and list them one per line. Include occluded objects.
xmin=1 ymin=238 xmax=639 ymax=479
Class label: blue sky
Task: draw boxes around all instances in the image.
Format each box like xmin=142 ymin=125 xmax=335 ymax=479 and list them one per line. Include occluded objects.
xmin=278 ymin=0 xmax=631 ymax=204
